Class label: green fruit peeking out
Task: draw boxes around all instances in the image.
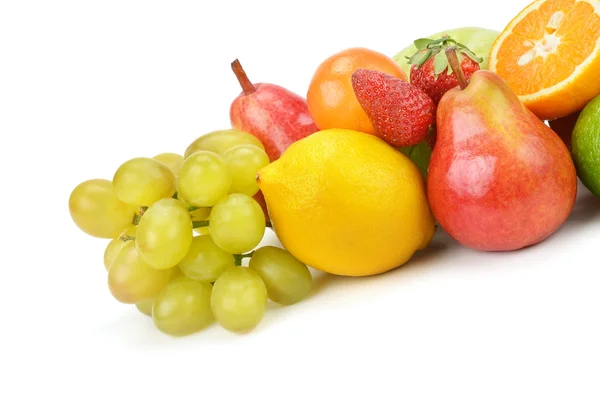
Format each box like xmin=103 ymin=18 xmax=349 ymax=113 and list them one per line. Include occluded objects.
xmin=399 ymin=139 xmax=432 ymax=180
xmin=392 ymin=27 xmax=500 ymax=78
xmin=571 ymin=95 xmax=600 ymax=197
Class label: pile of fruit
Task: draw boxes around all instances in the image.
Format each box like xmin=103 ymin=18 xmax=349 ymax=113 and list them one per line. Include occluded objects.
xmin=68 ymin=0 xmax=600 ymax=337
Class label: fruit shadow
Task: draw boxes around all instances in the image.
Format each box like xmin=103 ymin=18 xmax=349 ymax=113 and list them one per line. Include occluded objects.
xmin=99 ymin=307 xmax=261 ymax=346
xmin=308 ymin=229 xmax=455 ymax=297
xmin=563 ymin=183 xmax=600 ymax=227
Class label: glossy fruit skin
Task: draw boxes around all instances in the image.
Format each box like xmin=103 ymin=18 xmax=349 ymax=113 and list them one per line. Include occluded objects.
xmin=571 ymin=95 xmax=600 ymax=196
xmin=112 ymin=157 xmax=176 ymax=206
xmin=351 ymin=69 xmax=436 ymax=147
xmin=427 ymin=70 xmax=578 ymax=251
xmin=153 ymin=153 xmax=184 ymax=176
xmin=257 ymin=128 xmax=436 ymax=277
xmin=210 ymin=266 xmax=268 ymax=333
xmin=69 ymin=179 xmax=138 ymax=238
xmin=223 ymin=144 xmax=270 ymax=196
xmin=152 ymin=276 xmax=214 ymax=337
xmin=103 ymin=224 xmax=137 ymax=271
xmin=178 ymin=235 xmax=234 ymax=283
xmin=307 ymin=47 xmax=407 ymax=135
xmin=135 ymin=198 xmax=193 ymax=270
xmin=248 ymin=246 xmax=312 ymax=305
xmin=230 ymin=83 xmax=318 ymax=162
xmin=410 ymin=55 xmax=480 ymax=105
xmin=209 ymin=194 xmax=266 ymax=254
xmin=108 ymin=241 xmax=174 ymax=304
xmin=177 ymin=151 xmax=232 ymax=207
xmin=135 ymin=298 xmax=153 ymax=316
xmin=184 ymin=129 xmax=265 ymax=159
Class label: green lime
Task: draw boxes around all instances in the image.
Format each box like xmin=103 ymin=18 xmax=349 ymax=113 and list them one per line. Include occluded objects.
xmin=571 ymin=95 xmax=600 ymax=196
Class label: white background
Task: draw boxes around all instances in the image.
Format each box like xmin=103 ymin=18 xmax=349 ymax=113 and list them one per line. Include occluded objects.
xmin=2 ymin=0 xmax=599 ymax=399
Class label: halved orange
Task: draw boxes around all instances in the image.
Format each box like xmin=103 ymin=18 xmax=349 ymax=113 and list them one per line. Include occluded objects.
xmin=489 ymin=0 xmax=600 ymax=120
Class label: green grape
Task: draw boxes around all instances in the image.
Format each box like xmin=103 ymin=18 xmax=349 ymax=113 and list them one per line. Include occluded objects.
xmin=194 ymin=226 xmax=211 ymax=235
xmin=103 ymin=224 xmax=137 ymax=271
xmin=184 ymin=129 xmax=265 ymax=159
xmin=69 ymin=179 xmax=137 ymax=238
xmin=190 ymin=206 xmax=211 ymax=221
xmin=134 ymin=266 xmax=184 ymax=316
xmin=178 ymin=151 xmax=232 ymax=207
xmin=211 ymin=267 xmax=267 ymax=333
xmin=153 ymin=276 xmax=214 ymax=336
xmin=108 ymin=241 xmax=175 ymax=304
xmin=210 ymin=194 xmax=266 ymax=254
xmin=153 ymin=152 xmax=184 ymax=176
xmin=136 ymin=198 xmax=193 ymax=270
xmin=248 ymin=246 xmax=312 ymax=305
xmin=224 ymin=144 xmax=270 ymax=196
xmin=170 ymin=265 xmax=184 ymax=280
xmin=135 ymin=298 xmax=154 ymax=317
xmin=179 ymin=235 xmax=234 ymax=282
xmin=113 ymin=157 xmax=176 ymax=206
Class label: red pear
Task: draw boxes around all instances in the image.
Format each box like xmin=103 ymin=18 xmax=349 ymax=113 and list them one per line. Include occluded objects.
xmin=427 ymin=49 xmax=577 ymax=252
xmin=229 ymin=59 xmax=319 ymax=162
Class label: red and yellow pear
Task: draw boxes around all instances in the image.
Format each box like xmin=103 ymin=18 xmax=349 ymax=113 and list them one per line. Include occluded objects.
xmin=427 ymin=48 xmax=577 ymax=252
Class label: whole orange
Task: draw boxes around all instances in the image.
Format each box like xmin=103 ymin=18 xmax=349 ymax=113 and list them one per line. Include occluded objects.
xmin=306 ymin=47 xmax=407 ymax=135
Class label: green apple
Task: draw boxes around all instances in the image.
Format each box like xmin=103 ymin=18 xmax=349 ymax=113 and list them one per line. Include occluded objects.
xmin=392 ymin=27 xmax=500 ymax=78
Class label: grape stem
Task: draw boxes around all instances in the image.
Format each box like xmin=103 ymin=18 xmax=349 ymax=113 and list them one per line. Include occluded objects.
xmin=188 ymin=205 xmax=200 ymax=212
xmin=120 ymin=234 xmax=135 ymax=242
xmin=132 ymin=206 xmax=149 ymax=226
xmin=233 ymin=251 xmax=255 ymax=266
xmin=192 ymin=220 xmax=209 ymax=229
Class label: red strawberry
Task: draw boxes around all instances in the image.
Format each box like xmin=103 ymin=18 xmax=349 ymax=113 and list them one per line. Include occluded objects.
xmin=351 ymin=69 xmax=436 ymax=148
xmin=407 ymin=36 xmax=482 ymax=105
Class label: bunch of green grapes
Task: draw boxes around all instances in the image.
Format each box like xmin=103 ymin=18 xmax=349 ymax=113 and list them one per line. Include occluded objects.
xmin=68 ymin=129 xmax=313 ymax=337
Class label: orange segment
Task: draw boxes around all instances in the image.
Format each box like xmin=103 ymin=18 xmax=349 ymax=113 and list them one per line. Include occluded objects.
xmin=489 ymin=0 xmax=600 ymax=120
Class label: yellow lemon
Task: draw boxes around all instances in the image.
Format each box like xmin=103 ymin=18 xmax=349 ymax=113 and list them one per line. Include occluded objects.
xmin=256 ymin=128 xmax=436 ymax=277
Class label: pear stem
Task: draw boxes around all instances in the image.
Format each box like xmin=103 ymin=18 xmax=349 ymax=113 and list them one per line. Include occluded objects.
xmin=231 ymin=59 xmax=256 ymax=95
xmin=445 ymin=47 xmax=468 ymax=90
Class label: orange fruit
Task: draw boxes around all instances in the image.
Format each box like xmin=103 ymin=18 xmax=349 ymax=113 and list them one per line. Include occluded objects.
xmin=306 ymin=47 xmax=407 ymax=135
xmin=488 ymin=0 xmax=600 ymax=121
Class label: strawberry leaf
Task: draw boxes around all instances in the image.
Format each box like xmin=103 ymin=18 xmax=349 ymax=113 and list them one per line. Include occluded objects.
xmin=460 ymin=47 xmax=484 ymax=64
xmin=455 ymin=42 xmax=484 ymax=64
xmin=414 ymin=38 xmax=434 ymax=50
xmin=433 ymin=51 xmax=448 ymax=77
xmin=408 ymin=49 xmax=433 ymax=68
